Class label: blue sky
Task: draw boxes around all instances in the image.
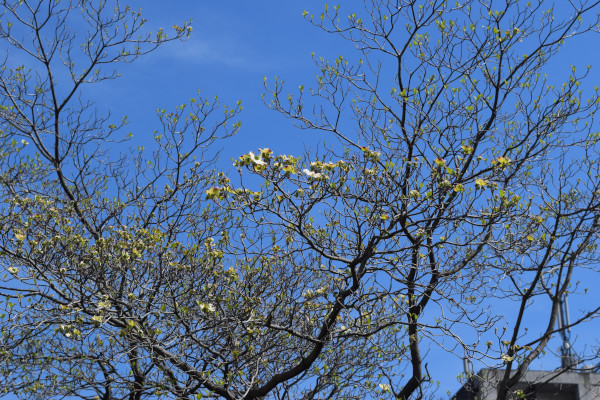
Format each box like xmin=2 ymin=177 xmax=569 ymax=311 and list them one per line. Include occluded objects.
xmin=94 ymin=1 xmax=340 ymax=159
xmin=86 ymin=1 xmax=600 ymax=397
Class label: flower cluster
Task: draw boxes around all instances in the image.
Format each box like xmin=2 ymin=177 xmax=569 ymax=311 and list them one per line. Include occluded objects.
xmin=434 ymin=157 xmax=446 ymax=167
xmin=361 ymin=146 xmax=381 ymax=162
xmin=206 ymin=185 xmax=262 ymax=204
xmin=461 ymin=145 xmax=474 ymax=155
xmin=309 ymin=160 xmax=339 ymax=171
xmin=303 ymin=159 xmax=349 ymax=181
xmin=205 ymin=186 xmax=225 ymax=200
xmin=235 ymin=148 xmax=273 ymax=171
xmin=303 ymin=169 xmax=328 ymax=181
xmin=303 ymin=285 xmax=329 ymax=300
xmin=197 ymin=301 xmax=216 ymax=314
xmin=274 ymin=154 xmax=300 ymax=175
xmin=492 ymin=156 xmax=511 ymax=170
xmin=234 ymin=149 xmax=352 ymax=184
xmin=475 ymin=179 xmax=488 ymax=188
xmin=55 ymin=324 xmax=81 ymax=338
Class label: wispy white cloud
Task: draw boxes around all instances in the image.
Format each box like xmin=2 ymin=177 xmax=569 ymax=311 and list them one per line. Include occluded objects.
xmin=158 ymin=35 xmax=275 ymax=72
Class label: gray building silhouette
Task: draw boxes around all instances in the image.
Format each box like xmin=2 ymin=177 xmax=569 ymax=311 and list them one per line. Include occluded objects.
xmin=453 ymin=368 xmax=600 ymax=400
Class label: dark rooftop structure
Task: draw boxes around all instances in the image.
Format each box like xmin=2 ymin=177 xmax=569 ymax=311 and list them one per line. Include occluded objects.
xmin=453 ymin=368 xmax=600 ymax=400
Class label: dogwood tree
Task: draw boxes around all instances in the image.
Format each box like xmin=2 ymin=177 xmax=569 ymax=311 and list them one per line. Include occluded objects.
xmin=1 ymin=1 xmax=600 ymax=400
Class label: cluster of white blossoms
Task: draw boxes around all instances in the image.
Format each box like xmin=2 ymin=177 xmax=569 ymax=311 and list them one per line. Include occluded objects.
xmin=235 ymin=149 xmax=351 ymax=183
xmin=379 ymin=383 xmax=391 ymax=393
xmin=303 ymin=160 xmax=348 ymax=181
xmin=302 ymin=285 xmax=329 ymax=300
xmin=302 ymin=168 xmax=328 ymax=181
xmin=197 ymin=301 xmax=216 ymax=314
xmin=235 ymin=148 xmax=273 ymax=171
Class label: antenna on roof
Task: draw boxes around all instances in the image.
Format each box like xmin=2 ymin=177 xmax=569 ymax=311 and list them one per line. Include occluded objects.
xmin=463 ymin=357 xmax=472 ymax=377
xmin=557 ymin=294 xmax=579 ymax=368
